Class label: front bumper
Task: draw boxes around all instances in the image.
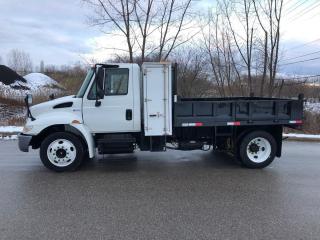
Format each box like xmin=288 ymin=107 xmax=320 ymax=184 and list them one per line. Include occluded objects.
xmin=18 ymin=134 xmax=32 ymax=152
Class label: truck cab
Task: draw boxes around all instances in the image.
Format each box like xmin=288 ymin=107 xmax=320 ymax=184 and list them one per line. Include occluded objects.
xmin=18 ymin=62 xmax=304 ymax=172
xmin=81 ymin=63 xmax=141 ymax=133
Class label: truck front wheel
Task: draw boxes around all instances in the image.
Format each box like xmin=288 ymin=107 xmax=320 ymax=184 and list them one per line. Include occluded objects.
xmin=239 ymin=131 xmax=277 ymax=169
xmin=40 ymin=132 xmax=84 ymax=172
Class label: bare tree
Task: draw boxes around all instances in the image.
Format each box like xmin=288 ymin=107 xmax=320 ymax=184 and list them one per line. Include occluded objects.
xmin=201 ymin=10 xmax=244 ymax=97
xmin=157 ymin=0 xmax=194 ymax=61
xmin=200 ymin=0 xmax=284 ymax=97
xmin=221 ymin=0 xmax=255 ymax=95
xmin=253 ymin=0 xmax=284 ymax=97
xmin=222 ymin=0 xmax=284 ymax=96
xmin=133 ymin=0 xmax=155 ymax=62
xmin=7 ymin=49 xmax=33 ymax=73
xmin=40 ymin=60 xmax=45 ymax=73
xmin=172 ymin=48 xmax=213 ymax=97
xmin=84 ymin=0 xmax=136 ymax=62
xmin=83 ymin=0 xmax=195 ymax=63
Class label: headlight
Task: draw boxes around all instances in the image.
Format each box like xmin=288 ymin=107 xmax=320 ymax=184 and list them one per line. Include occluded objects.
xmin=23 ymin=125 xmax=33 ymax=133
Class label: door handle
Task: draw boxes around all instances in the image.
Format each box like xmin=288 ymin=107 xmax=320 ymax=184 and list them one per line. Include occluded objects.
xmin=149 ymin=113 xmax=163 ymax=118
xmin=126 ymin=109 xmax=132 ymax=120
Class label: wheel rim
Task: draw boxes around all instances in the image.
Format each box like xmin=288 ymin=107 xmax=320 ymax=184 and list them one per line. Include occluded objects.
xmin=246 ymin=137 xmax=271 ymax=163
xmin=47 ymin=139 xmax=77 ymax=167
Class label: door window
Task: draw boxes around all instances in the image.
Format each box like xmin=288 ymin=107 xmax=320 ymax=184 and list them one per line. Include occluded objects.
xmin=87 ymin=68 xmax=129 ymax=99
xmin=105 ymin=68 xmax=129 ymax=95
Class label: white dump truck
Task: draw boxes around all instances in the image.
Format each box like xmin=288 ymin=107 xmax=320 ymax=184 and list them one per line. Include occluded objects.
xmin=18 ymin=62 xmax=304 ymax=171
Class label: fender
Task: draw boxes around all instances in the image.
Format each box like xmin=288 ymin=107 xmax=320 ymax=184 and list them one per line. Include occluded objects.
xmin=69 ymin=123 xmax=95 ymax=158
xmin=24 ymin=112 xmax=95 ymax=158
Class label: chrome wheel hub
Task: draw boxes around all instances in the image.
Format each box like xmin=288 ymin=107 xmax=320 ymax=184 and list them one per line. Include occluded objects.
xmin=47 ymin=139 xmax=77 ymax=167
xmin=246 ymin=137 xmax=271 ymax=163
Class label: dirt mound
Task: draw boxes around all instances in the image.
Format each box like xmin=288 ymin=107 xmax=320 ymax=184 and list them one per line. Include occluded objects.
xmin=0 ymin=65 xmax=26 ymax=85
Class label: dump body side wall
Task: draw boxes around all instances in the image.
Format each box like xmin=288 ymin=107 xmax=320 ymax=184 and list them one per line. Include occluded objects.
xmin=173 ymin=98 xmax=303 ymax=128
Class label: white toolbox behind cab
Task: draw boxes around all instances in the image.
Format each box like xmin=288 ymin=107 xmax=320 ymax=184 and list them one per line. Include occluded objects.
xmin=142 ymin=62 xmax=172 ymax=136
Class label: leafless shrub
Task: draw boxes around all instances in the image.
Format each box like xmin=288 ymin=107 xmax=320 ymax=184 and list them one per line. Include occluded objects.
xmin=302 ymin=112 xmax=320 ymax=134
xmin=7 ymin=116 xmax=26 ymax=126
xmin=7 ymin=49 xmax=33 ymax=74
xmin=0 ymin=89 xmax=24 ymax=106
xmin=171 ymin=48 xmax=214 ymax=97
xmin=45 ymin=64 xmax=87 ymax=95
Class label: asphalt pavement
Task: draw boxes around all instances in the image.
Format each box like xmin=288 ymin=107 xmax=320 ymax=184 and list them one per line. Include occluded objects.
xmin=0 ymin=140 xmax=320 ymax=240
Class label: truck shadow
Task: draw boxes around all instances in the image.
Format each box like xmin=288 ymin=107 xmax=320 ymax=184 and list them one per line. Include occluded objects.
xmin=81 ymin=154 xmax=139 ymax=172
xmin=201 ymin=151 xmax=242 ymax=169
xmin=80 ymin=150 xmax=242 ymax=172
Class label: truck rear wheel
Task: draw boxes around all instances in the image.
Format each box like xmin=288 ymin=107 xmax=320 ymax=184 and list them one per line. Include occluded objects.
xmin=239 ymin=131 xmax=276 ymax=169
xmin=40 ymin=132 xmax=84 ymax=172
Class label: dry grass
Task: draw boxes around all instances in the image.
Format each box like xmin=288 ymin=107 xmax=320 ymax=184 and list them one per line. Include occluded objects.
xmin=0 ymin=90 xmax=67 ymax=106
xmin=301 ymin=112 xmax=320 ymax=134
xmin=46 ymin=68 xmax=86 ymax=95
xmin=0 ymin=93 xmax=24 ymax=106
xmin=32 ymin=91 xmax=67 ymax=105
xmin=6 ymin=116 xmax=26 ymax=126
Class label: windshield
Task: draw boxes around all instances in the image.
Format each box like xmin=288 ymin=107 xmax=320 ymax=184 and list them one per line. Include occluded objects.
xmin=76 ymin=68 xmax=94 ymax=98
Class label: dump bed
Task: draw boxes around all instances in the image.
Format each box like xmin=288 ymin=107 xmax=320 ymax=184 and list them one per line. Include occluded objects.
xmin=173 ymin=97 xmax=304 ymax=127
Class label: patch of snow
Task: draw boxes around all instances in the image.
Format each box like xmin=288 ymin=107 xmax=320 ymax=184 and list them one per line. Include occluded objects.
xmin=305 ymin=102 xmax=320 ymax=114
xmin=0 ymin=126 xmax=23 ymax=133
xmin=10 ymin=80 xmax=30 ymax=89
xmin=0 ymin=135 xmax=18 ymax=140
xmin=24 ymin=73 xmax=60 ymax=89
xmin=283 ymin=133 xmax=320 ymax=140
xmin=277 ymin=73 xmax=310 ymax=79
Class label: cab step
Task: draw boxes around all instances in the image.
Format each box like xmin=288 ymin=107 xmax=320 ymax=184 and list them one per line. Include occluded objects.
xmin=97 ymin=134 xmax=136 ymax=154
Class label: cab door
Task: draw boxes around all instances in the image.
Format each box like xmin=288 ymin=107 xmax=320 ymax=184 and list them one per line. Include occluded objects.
xmin=82 ymin=65 xmax=135 ymax=133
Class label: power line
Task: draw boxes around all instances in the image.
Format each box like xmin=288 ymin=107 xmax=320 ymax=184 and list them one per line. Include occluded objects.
xmin=286 ymin=0 xmax=309 ymax=16
xmin=285 ymin=38 xmax=320 ymax=51
xmin=280 ymin=56 xmax=320 ymax=66
xmin=285 ymin=0 xmax=298 ymax=6
xmin=288 ymin=2 xmax=319 ymax=18
xmin=282 ymin=50 xmax=320 ymax=62
xmin=299 ymin=1 xmax=320 ymax=16
xmin=288 ymin=1 xmax=320 ymax=22
xmin=285 ymin=0 xmax=305 ymax=12
xmin=308 ymin=8 xmax=320 ymax=20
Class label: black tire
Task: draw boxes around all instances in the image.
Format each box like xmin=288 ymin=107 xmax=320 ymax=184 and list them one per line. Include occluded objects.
xmin=40 ymin=132 xmax=84 ymax=172
xmin=239 ymin=131 xmax=277 ymax=169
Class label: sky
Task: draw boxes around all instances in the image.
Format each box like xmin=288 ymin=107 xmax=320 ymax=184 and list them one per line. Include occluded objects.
xmin=1 ymin=0 xmax=320 ymax=75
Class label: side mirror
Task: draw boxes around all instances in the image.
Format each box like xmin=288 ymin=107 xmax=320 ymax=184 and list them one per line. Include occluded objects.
xmin=96 ymin=67 xmax=105 ymax=100
xmin=94 ymin=67 xmax=105 ymax=107
xmin=97 ymin=89 xmax=104 ymax=99
xmin=24 ymin=94 xmax=35 ymax=121
xmin=25 ymin=94 xmax=33 ymax=105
